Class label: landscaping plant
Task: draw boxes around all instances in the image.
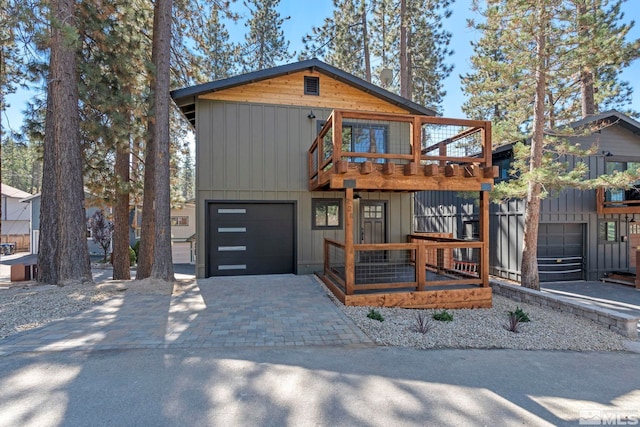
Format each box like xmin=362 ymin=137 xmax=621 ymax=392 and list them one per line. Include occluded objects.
xmin=412 ymin=312 xmax=431 ymax=334
xmin=432 ymin=310 xmax=453 ymax=322
xmin=367 ymin=309 xmax=384 ymax=322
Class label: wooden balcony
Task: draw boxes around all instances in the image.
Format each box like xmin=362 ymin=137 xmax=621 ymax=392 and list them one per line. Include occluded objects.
xmin=596 ymin=187 xmax=640 ymax=215
xmin=308 ymin=110 xmax=497 ymax=192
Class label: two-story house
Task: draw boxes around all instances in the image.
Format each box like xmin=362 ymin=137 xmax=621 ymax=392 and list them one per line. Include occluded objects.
xmin=171 ymin=59 xmax=496 ymax=308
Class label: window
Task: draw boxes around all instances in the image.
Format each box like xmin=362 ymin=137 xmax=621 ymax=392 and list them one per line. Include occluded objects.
xmin=494 ymin=157 xmax=512 ymax=182
xmin=304 ymin=76 xmax=319 ymax=95
xmin=605 ymin=160 xmax=640 ymax=202
xmin=312 ymin=199 xmax=342 ymax=230
xmin=171 ymin=216 xmax=189 ymax=226
xmin=318 ymin=121 xmax=388 ymax=164
xmin=598 ymin=220 xmax=618 ymax=243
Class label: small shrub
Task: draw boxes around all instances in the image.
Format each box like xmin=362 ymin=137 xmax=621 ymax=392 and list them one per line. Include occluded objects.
xmin=509 ymin=306 xmax=530 ymax=323
xmin=367 ymin=309 xmax=384 ymax=322
xmin=432 ymin=310 xmax=453 ymax=322
xmin=504 ymin=312 xmax=521 ymax=333
xmin=411 ymin=312 xmax=431 ymax=334
xmin=133 ymin=240 xmax=141 ymax=260
xmin=129 ymin=247 xmax=137 ymax=266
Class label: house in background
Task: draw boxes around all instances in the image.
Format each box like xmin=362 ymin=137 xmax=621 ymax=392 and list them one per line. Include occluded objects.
xmin=170 ymin=201 xmax=195 ymax=264
xmin=1 ymin=183 xmax=32 ymax=252
xmin=415 ymin=110 xmax=640 ymax=284
xmin=171 ymin=59 xmax=495 ymax=308
xmin=21 ymin=192 xmax=110 ymax=256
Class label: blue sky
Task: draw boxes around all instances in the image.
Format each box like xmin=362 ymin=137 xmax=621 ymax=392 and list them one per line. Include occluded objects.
xmin=2 ymin=0 xmax=640 ymax=133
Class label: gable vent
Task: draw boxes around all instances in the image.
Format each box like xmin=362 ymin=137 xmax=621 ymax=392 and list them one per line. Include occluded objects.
xmin=304 ymin=76 xmax=320 ymax=95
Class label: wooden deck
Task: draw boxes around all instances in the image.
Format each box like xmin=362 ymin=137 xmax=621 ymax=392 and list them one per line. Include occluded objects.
xmin=309 ymin=110 xmax=494 ymax=309
xmin=308 ymin=110 xmax=497 ymax=192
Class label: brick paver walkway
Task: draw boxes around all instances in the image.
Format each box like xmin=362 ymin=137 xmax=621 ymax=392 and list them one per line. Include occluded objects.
xmin=0 ymin=275 xmax=372 ymax=355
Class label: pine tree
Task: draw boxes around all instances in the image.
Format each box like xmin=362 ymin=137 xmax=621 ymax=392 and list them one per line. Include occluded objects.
xmin=463 ymin=0 xmax=640 ymax=289
xmin=192 ymin=2 xmax=238 ymax=82
xmin=38 ymin=0 xmax=92 ymax=285
xmin=301 ymin=0 xmax=453 ymax=110
xmin=241 ymin=0 xmax=292 ymax=72
xmin=137 ymin=0 xmax=175 ymax=281
xmin=301 ymin=0 xmax=370 ymax=81
xmin=404 ymin=0 xmax=454 ymax=108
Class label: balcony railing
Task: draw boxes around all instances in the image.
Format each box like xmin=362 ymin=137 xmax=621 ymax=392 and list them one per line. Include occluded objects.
xmin=596 ymin=187 xmax=640 ymax=214
xmin=323 ymin=234 xmax=487 ymax=296
xmin=308 ymin=110 xmax=493 ymax=191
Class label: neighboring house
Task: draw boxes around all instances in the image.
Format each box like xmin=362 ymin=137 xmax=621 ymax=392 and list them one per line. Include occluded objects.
xmin=171 ymin=201 xmax=196 ymax=264
xmin=171 ymin=59 xmax=495 ymax=308
xmin=415 ymin=110 xmax=640 ymax=283
xmin=22 ymin=192 xmax=110 ymax=256
xmin=1 ymin=183 xmax=32 ymax=251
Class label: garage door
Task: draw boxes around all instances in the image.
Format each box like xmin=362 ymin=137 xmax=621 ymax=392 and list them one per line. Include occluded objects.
xmin=537 ymin=223 xmax=584 ymax=282
xmin=172 ymin=242 xmax=192 ymax=264
xmin=207 ymin=202 xmax=296 ymax=277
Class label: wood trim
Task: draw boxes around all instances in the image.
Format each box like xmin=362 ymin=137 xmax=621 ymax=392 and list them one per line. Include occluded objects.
xmin=480 ymin=191 xmax=490 ymax=287
xmin=344 ymin=188 xmax=354 ymax=295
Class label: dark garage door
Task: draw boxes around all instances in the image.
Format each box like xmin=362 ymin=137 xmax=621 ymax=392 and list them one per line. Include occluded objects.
xmin=537 ymin=223 xmax=584 ymax=282
xmin=207 ymin=202 xmax=296 ymax=277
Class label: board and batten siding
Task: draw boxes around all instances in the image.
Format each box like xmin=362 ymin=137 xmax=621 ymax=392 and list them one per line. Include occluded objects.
xmin=195 ymin=100 xmax=413 ymax=277
xmin=414 ymin=120 xmax=640 ymax=282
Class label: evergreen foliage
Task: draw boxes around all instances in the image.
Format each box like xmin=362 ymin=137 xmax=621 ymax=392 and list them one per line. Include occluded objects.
xmin=301 ymin=0 xmax=454 ymax=110
xmin=241 ymin=0 xmax=293 ymax=72
xmin=462 ymin=0 xmax=640 ymax=289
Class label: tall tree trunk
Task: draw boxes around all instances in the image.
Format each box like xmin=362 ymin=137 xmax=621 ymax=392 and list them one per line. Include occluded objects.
xmin=361 ymin=3 xmax=371 ymax=83
xmin=113 ymin=126 xmax=131 ymax=280
xmin=38 ymin=0 xmax=91 ymax=285
xmin=137 ymin=0 xmax=174 ymax=281
xmin=399 ymin=0 xmax=409 ymax=99
xmin=520 ymin=12 xmax=548 ymax=292
xmin=136 ymin=121 xmax=156 ymax=279
xmin=577 ymin=1 xmax=595 ymax=117
xmin=150 ymin=0 xmax=174 ymax=281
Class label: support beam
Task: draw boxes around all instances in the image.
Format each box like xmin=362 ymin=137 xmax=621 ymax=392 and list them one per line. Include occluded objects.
xmin=345 ymin=188 xmax=355 ymax=295
xmin=480 ymin=190 xmax=490 ymax=287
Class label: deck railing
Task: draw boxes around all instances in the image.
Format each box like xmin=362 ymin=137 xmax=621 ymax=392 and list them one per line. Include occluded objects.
xmin=596 ymin=187 xmax=640 ymax=214
xmin=309 ymin=110 xmax=492 ymax=189
xmin=324 ymin=235 xmax=487 ymax=295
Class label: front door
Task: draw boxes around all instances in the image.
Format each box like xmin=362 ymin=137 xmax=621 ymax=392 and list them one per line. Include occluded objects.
xmin=360 ymin=200 xmax=387 ymax=262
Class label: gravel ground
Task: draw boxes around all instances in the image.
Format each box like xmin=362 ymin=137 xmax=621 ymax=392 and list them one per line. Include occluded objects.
xmin=334 ymin=294 xmax=628 ymax=351
xmin=0 ymin=278 xmax=630 ymax=351
xmin=0 ymin=279 xmax=174 ymax=339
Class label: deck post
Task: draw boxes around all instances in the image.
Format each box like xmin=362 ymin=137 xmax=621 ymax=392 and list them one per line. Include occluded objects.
xmin=345 ymin=187 xmax=355 ymax=295
xmin=411 ymin=116 xmax=422 ymax=165
xmin=333 ymin=111 xmax=342 ymax=166
xmin=480 ymin=190 xmax=490 ymax=287
xmin=416 ymin=243 xmax=426 ymax=291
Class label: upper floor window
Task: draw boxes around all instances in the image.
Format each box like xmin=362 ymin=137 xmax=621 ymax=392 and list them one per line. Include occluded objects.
xmin=318 ymin=121 xmax=388 ymax=164
xmin=605 ymin=160 xmax=640 ymax=201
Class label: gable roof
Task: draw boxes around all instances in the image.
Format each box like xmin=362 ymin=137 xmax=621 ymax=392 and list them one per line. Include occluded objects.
xmin=170 ymin=58 xmax=437 ymax=127
xmin=569 ymin=110 xmax=640 ymax=135
xmin=1 ymin=183 xmax=32 ymax=199
xmin=492 ymin=110 xmax=640 ymax=153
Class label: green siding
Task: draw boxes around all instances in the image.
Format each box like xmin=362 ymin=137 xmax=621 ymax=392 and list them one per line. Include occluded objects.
xmin=195 ymin=100 xmax=413 ymax=278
